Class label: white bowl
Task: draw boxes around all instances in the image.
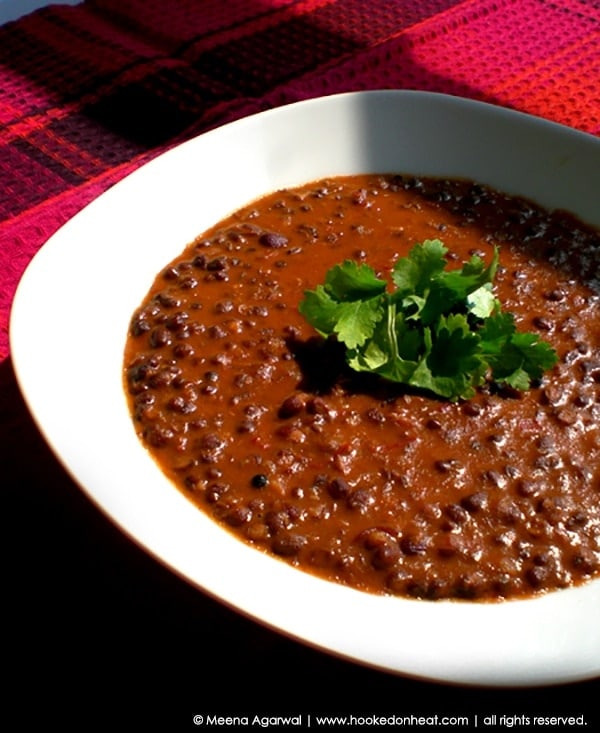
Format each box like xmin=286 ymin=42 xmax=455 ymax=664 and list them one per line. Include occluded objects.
xmin=10 ymin=90 xmax=600 ymax=687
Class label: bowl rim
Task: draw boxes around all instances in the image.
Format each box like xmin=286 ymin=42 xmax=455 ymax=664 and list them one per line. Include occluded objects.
xmin=10 ymin=89 xmax=600 ymax=687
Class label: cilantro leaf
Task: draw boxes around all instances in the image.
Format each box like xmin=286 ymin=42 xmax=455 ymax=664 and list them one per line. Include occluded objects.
xmin=417 ymin=247 xmax=499 ymax=325
xmin=467 ymin=284 xmax=498 ymax=319
xmin=323 ymin=260 xmax=387 ymax=300
xmin=298 ymin=261 xmax=387 ymax=348
xmin=406 ymin=315 xmax=487 ymax=401
xmin=332 ymin=297 xmax=384 ymax=349
xmin=426 ymin=314 xmax=486 ymax=380
xmin=391 ymin=239 xmax=448 ymax=296
xmin=299 ymin=241 xmax=558 ymax=401
xmin=348 ymin=307 xmax=420 ymax=382
xmin=297 ymin=285 xmax=340 ymax=336
xmin=484 ymin=328 xmax=560 ymax=388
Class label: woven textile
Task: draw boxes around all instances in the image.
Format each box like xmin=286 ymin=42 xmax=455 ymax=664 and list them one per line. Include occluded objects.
xmin=2 ymin=4 xmax=600 ymax=715
xmin=1 ymin=0 xmax=599 ymax=356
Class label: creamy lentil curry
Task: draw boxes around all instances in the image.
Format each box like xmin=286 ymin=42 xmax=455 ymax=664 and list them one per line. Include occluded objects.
xmin=124 ymin=174 xmax=600 ymax=601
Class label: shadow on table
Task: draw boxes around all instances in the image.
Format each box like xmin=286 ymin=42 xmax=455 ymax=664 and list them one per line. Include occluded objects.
xmin=2 ymin=349 xmax=599 ymax=721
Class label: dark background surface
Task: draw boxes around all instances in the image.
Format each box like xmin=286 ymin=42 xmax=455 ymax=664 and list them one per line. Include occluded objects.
xmin=3 ymin=354 xmax=598 ymax=728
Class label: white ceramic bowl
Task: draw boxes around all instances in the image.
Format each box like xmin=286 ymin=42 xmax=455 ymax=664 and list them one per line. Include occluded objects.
xmin=10 ymin=90 xmax=600 ymax=687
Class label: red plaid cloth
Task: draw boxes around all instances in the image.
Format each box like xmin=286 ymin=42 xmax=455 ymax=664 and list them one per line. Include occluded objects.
xmin=1 ymin=0 xmax=599 ymax=359
xmin=2 ymin=3 xmax=600 ymax=712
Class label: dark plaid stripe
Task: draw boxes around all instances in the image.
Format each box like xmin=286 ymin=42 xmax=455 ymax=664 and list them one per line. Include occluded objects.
xmin=0 ymin=0 xmax=467 ymax=223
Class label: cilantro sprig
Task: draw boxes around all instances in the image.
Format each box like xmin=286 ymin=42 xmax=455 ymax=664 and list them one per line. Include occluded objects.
xmin=299 ymin=240 xmax=558 ymax=401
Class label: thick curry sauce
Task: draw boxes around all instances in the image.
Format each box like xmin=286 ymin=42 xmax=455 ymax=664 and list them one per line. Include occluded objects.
xmin=124 ymin=175 xmax=600 ymax=601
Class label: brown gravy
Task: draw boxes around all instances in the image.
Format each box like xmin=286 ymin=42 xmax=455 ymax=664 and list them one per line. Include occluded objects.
xmin=123 ymin=174 xmax=600 ymax=601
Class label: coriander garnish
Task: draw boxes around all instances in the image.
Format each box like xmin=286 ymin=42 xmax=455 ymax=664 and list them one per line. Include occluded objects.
xmin=299 ymin=240 xmax=558 ymax=401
